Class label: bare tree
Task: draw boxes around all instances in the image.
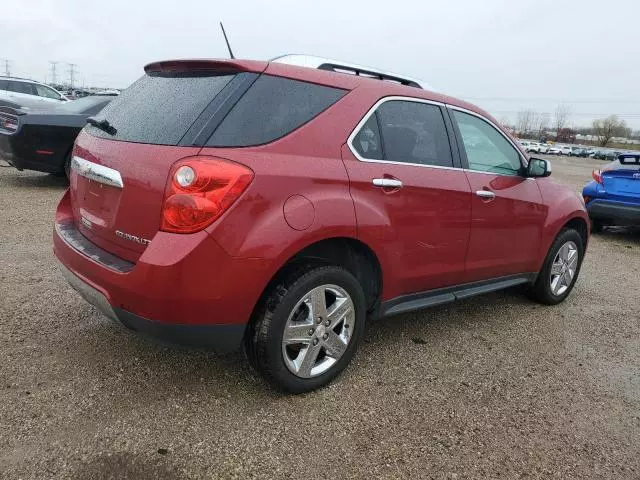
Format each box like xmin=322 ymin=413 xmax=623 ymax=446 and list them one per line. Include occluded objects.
xmin=534 ymin=112 xmax=549 ymax=138
xmin=516 ymin=109 xmax=535 ymax=137
xmin=554 ymin=104 xmax=571 ymax=137
xmin=592 ymin=115 xmax=629 ymax=147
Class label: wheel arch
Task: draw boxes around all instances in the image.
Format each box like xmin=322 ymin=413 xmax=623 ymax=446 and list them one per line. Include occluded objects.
xmin=252 ymin=236 xmax=384 ymax=322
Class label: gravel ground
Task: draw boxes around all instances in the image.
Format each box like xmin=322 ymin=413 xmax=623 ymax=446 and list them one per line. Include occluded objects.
xmin=0 ymin=155 xmax=639 ymax=479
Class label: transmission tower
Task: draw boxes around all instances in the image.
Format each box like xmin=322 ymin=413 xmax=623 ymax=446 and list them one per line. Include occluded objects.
xmin=50 ymin=61 xmax=59 ymax=85
xmin=67 ymin=63 xmax=77 ymax=88
xmin=1 ymin=59 xmax=11 ymax=77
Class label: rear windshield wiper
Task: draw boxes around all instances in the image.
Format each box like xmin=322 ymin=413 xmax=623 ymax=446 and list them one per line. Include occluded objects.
xmin=87 ymin=117 xmax=117 ymax=135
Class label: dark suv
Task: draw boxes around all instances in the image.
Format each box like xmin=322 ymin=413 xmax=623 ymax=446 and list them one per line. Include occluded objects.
xmin=54 ymin=55 xmax=589 ymax=392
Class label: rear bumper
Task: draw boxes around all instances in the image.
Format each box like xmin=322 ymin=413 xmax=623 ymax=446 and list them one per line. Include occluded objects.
xmin=60 ymin=265 xmax=246 ymax=352
xmin=0 ymin=134 xmax=64 ymax=173
xmin=54 ymin=190 xmax=274 ymax=353
xmin=587 ymin=200 xmax=640 ymax=225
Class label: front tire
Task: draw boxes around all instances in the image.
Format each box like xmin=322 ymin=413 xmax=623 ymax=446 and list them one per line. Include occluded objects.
xmin=246 ymin=265 xmax=366 ymax=393
xmin=528 ymin=228 xmax=584 ymax=305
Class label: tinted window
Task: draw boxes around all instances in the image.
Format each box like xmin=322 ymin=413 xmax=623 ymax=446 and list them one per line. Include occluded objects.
xmin=208 ymin=75 xmax=346 ymax=147
xmin=88 ymin=73 xmax=235 ymax=145
xmin=352 ymin=115 xmax=383 ymax=160
xmin=8 ymin=81 xmax=35 ymax=95
xmin=453 ymin=110 xmax=522 ymax=175
xmin=34 ymin=84 xmax=61 ymax=99
xmin=0 ymin=80 xmax=7 ymax=90
xmin=375 ymin=100 xmax=453 ymax=167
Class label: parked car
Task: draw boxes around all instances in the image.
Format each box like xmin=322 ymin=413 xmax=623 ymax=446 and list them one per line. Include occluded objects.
xmin=0 ymin=77 xmax=68 ymax=110
xmin=0 ymin=95 xmax=113 ymax=178
xmin=570 ymin=147 xmax=589 ymax=157
xmin=559 ymin=146 xmax=572 ymax=156
xmin=583 ymin=154 xmax=640 ymax=230
xmin=548 ymin=146 xmax=562 ymax=155
xmin=53 ymin=55 xmax=589 ymax=393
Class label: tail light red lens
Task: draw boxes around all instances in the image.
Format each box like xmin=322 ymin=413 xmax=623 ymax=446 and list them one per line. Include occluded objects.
xmin=0 ymin=114 xmax=19 ymax=133
xmin=592 ymin=169 xmax=603 ymax=184
xmin=160 ymin=156 xmax=254 ymax=234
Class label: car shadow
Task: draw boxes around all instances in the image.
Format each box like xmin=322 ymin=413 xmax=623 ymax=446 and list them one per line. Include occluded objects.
xmin=1 ymin=171 xmax=69 ymax=190
xmin=596 ymin=226 xmax=640 ymax=243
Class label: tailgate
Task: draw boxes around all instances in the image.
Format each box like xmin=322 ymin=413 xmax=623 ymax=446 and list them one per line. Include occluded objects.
xmin=602 ymin=155 xmax=640 ymax=204
xmin=70 ymin=132 xmax=201 ymax=262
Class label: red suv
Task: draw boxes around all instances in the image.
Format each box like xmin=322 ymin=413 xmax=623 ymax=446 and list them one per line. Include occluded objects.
xmin=54 ymin=55 xmax=589 ymax=392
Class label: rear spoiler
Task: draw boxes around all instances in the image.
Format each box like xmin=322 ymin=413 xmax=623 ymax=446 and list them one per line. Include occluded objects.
xmin=144 ymin=59 xmax=267 ymax=76
xmin=618 ymin=153 xmax=640 ymax=164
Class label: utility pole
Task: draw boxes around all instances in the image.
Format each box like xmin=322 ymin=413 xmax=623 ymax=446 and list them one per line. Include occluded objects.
xmin=67 ymin=63 xmax=77 ymax=88
xmin=49 ymin=61 xmax=59 ymax=85
xmin=1 ymin=59 xmax=11 ymax=77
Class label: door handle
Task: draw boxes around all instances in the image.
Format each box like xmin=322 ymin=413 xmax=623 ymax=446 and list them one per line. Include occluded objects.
xmin=373 ymin=178 xmax=403 ymax=188
xmin=475 ymin=190 xmax=495 ymax=200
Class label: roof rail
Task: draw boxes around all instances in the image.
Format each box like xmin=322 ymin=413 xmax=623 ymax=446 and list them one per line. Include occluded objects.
xmin=0 ymin=75 xmax=39 ymax=83
xmin=270 ymin=54 xmax=429 ymax=90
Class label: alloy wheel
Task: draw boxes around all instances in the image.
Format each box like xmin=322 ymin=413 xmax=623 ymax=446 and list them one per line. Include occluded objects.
xmin=549 ymin=240 xmax=579 ymax=296
xmin=281 ymin=284 xmax=355 ymax=378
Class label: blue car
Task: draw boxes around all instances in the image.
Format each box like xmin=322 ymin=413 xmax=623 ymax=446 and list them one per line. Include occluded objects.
xmin=582 ymin=154 xmax=640 ymax=231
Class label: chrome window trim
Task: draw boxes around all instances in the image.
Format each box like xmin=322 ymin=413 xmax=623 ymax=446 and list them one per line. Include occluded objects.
xmin=71 ymin=156 xmax=123 ymax=189
xmin=346 ymin=96 xmax=461 ymax=172
xmin=346 ymin=96 xmax=534 ymax=180
xmin=447 ymin=105 xmax=529 ymax=174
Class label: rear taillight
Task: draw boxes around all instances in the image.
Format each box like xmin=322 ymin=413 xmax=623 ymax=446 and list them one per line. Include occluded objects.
xmin=592 ymin=169 xmax=603 ymax=184
xmin=0 ymin=113 xmax=18 ymax=133
xmin=160 ymin=156 xmax=254 ymax=234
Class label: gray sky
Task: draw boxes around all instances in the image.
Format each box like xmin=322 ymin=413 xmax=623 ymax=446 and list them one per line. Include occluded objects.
xmin=3 ymin=0 xmax=640 ymax=128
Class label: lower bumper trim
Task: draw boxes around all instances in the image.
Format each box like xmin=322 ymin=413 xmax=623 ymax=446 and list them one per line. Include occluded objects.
xmin=60 ymin=265 xmax=246 ymax=354
xmin=588 ymin=201 xmax=640 ymax=225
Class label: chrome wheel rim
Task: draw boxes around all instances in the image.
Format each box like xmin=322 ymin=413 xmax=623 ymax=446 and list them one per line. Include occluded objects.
xmin=282 ymin=284 xmax=355 ymax=379
xmin=550 ymin=241 xmax=579 ymax=296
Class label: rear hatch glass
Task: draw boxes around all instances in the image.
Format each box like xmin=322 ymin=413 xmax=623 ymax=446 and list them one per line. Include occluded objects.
xmin=86 ymin=73 xmax=235 ymax=145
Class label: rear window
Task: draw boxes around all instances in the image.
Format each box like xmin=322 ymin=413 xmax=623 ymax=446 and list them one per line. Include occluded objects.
xmin=87 ymin=73 xmax=235 ymax=145
xmin=207 ymin=75 xmax=346 ymax=147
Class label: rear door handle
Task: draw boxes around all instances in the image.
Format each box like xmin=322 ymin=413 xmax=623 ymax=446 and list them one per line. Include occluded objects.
xmin=475 ymin=190 xmax=495 ymax=200
xmin=373 ymin=178 xmax=403 ymax=188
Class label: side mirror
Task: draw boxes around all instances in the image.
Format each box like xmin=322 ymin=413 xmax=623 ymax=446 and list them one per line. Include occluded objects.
xmin=527 ymin=157 xmax=551 ymax=178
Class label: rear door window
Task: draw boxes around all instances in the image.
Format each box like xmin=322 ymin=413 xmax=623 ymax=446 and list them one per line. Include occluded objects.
xmin=351 ymin=99 xmax=453 ymax=168
xmin=207 ymin=75 xmax=346 ymax=147
xmin=87 ymin=73 xmax=235 ymax=145
xmin=8 ymin=81 xmax=36 ymax=95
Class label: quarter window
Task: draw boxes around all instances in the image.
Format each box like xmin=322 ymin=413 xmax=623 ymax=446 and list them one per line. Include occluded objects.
xmin=207 ymin=75 xmax=346 ymax=147
xmin=352 ymin=100 xmax=453 ymax=168
xmin=453 ymin=110 xmax=522 ymax=176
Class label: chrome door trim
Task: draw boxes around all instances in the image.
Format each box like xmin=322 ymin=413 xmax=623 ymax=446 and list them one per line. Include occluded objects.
xmin=71 ymin=156 xmax=123 ymax=189
xmin=346 ymin=96 xmax=459 ymax=173
xmin=475 ymin=190 xmax=496 ymax=199
xmin=373 ymin=178 xmax=403 ymax=188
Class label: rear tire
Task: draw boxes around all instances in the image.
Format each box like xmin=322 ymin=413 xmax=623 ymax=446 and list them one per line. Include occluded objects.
xmin=528 ymin=228 xmax=584 ymax=305
xmin=245 ymin=265 xmax=366 ymax=393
